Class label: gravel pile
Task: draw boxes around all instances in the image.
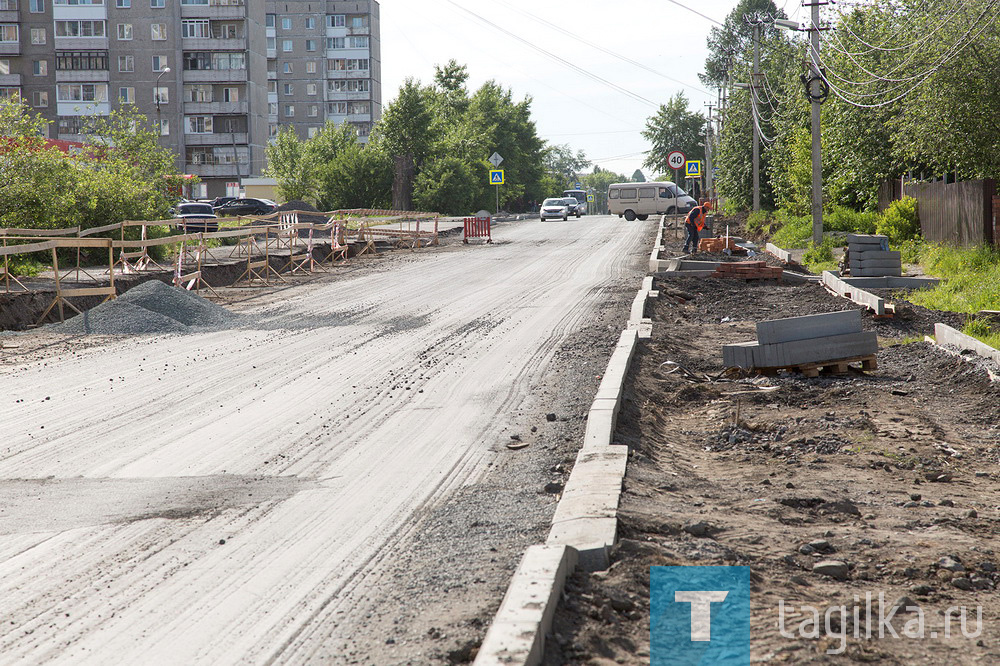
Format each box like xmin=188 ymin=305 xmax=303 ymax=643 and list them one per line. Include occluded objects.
xmin=58 ymin=279 xmax=239 ymax=335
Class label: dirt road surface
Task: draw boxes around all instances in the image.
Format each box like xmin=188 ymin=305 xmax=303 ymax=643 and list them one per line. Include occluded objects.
xmin=0 ymin=216 xmax=652 ymax=664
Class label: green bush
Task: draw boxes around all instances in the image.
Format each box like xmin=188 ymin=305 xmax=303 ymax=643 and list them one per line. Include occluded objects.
xmin=802 ymin=236 xmax=841 ymax=272
xmin=897 ymin=238 xmax=925 ymax=264
xmin=769 ymin=213 xmax=812 ymax=248
xmin=876 ymin=196 xmax=920 ymax=243
xmin=746 ymin=210 xmax=770 ymax=235
xmin=825 ymin=206 xmax=878 ymax=234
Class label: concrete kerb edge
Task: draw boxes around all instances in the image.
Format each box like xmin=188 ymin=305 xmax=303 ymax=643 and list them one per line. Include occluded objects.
xmin=475 ymin=276 xmax=648 ymax=665
xmin=932 ymin=323 xmax=1000 ymax=382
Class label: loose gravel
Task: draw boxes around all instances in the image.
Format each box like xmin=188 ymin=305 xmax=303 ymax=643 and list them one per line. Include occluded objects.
xmin=56 ymin=279 xmax=240 ymax=335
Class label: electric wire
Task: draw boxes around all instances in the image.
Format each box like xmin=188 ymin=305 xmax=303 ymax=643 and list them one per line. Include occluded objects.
xmin=495 ymin=0 xmax=711 ymax=96
xmin=443 ymin=0 xmax=660 ymax=109
xmin=830 ymin=0 xmax=958 ymax=55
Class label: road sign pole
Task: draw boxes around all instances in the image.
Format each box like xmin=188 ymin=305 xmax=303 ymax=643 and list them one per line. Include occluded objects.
xmin=496 ymin=184 xmax=499 ymax=216
xmin=673 ymin=168 xmax=679 ymax=222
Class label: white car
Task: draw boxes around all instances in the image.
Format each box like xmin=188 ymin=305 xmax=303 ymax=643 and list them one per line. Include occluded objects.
xmin=539 ymin=197 xmax=571 ymax=221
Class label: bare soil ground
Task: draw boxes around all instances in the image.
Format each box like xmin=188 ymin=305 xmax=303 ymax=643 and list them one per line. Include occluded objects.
xmin=545 ymin=273 xmax=1000 ymax=664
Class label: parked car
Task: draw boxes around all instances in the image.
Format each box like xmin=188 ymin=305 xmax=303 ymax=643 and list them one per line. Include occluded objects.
xmin=172 ymin=202 xmax=220 ymax=233
xmin=539 ymin=197 xmax=571 ymax=221
xmin=213 ymin=198 xmax=277 ymax=217
xmin=210 ymin=196 xmax=236 ymax=208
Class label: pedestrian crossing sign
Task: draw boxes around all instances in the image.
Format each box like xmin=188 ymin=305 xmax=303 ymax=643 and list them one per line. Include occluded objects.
xmin=490 ymin=169 xmax=505 ymax=185
xmin=685 ymin=160 xmax=702 ymax=178
xmin=587 ymin=194 xmax=595 ymax=202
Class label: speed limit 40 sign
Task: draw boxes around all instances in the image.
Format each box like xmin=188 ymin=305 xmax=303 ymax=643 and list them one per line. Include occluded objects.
xmin=667 ymin=150 xmax=686 ymax=171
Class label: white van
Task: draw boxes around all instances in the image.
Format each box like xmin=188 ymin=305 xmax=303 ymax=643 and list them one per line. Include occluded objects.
xmin=607 ymin=182 xmax=697 ymax=221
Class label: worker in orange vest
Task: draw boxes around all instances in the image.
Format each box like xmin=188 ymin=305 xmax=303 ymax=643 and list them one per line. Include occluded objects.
xmin=683 ymin=200 xmax=712 ymax=254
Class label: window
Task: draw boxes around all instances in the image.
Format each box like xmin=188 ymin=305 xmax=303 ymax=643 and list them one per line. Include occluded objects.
xmin=328 ymin=58 xmax=368 ymax=72
xmin=280 ymin=17 xmax=290 ymax=30
xmin=185 ymin=116 xmax=212 ymax=133
xmin=349 ymin=101 xmax=369 ymax=115
xmin=152 ymin=55 xmax=167 ymax=71
xmin=350 ymin=16 xmax=366 ymax=29
xmin=151 ymin=24 xmax=166 ymax=40
xmin=153 ymin=86 xmax=168 ymax=103
xmin=58 ymin=117 xmax=84 ymax=134
xmin=328 ymin=15 xmax=344 ymax=27
xmin=618 ymin=188 xmax=636 ymax=199
xmin=282 ymin=83 xmax=292 ymax=95
xmin=222 ymin=86 xmax=238 ymax=102
xmin=159 ymin=119 xmax=169 ymax=135
xmin=31 ymin=28 xmax=46 ymax=44
xmin=348 ymin=36 xmax=368 ymax=48
xmin=305 ymin=61 xmax=316 ymax=74
xmin=0 ymin=0 xmax=15 ymax=10
xmin=0 ymin=86 xmax=20 ymax=101
xmin=117 ymin=24 xmax=132 ymax=40
xmin=57 ymin=83 xmax=108 ymax=102
xmin=182 ymin=51 xmax=245 ymax=70
xmin=638 ymin=187 xmax=654 ymax=199
xmin=0 ymin=60 xmax=8 ymax=75
xmin=308 ymin=127 xmax=318 ymax=138
xmin=118 ymin=86 xmax=134 ymax=103
xmin=184 ymin=84 xmax=211 ymax=101
xmin=32 ymin=60 xmax=47 ymax=76
xmin=608 ymin=188 xmax=619 ymax=200
xmin=284 ymin=104 xmax=293 ymax=117
xmin=305 ymin=39 xmax=315 ymax=52
xmin=117 ymin=55 xmax=133 ymax=72
xmin=30 ymin=0 xmax=44 ymax=12
xmin=308 ymin=105 xmax=317 ymax=117
xmin=329 ymin=79 xmax=369 ymax=93
xmin=327 ymin=101 xmax=347 ymax=114
xmin=182 ymin=20 xmax=210 ymax=39
xmin=55 ymin=21 xmax=106 ymax=38
xmin=306 ymin=83 xmax=316 ymax=96
xmin=305 ymin=17 xmax=315 ymax=29
xmin=150 ymin=0 xmax=163 ymax=6
xmin=56 ymin=51 xmax=109 ymax=70
xmin=267 ymin=80 xmax=276 ymax=94
xmin=265 ymin=14 xmax=275 ymax=28
xmin=267 ymin=102 xmax=277 ymax=115
xmin=353 ymin=122 xmax=369 ymax=137
xmin=268 ymin=124 xmax=278 ymax=138
xmin=53 ymin=0 xmax=104 ymax=4
xmin=213 ymin=22 xmax=240 ymax=39
xmin=115 ymin=0 xmax=129 ymax=6
xmin=282 ymin=39 xmax=291 ymax=52
xmin=326 ymin=37 xmax=344 ymax=49
xmin=282 ymin=62 xmax=291 ymax=74
xmin=33 ymin=91 xmax=48 ymax=107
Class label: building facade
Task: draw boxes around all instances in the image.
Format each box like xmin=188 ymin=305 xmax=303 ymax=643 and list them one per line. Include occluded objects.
xmin=0 ymin=0 xmax=380 ymax=197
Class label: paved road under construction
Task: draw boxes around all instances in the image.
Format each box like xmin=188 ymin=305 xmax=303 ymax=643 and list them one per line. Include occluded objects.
xmin=0 ymin=215 xmax=650 ymax=663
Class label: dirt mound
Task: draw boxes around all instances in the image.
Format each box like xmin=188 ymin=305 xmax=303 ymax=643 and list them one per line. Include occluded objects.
xmin=57 ymin=280 xmax=239 ymax=335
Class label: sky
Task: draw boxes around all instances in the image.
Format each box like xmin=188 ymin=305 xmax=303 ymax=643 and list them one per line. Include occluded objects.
xmin=379 ymin=0 xmax=805 ymax=180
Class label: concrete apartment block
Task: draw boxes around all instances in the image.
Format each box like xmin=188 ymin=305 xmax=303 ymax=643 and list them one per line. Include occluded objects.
xmin=1 ymin=0 xmax=380 ymax=197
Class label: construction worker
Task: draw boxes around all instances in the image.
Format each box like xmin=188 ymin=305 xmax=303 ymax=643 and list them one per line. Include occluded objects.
xmin=683 ymin=200 xmax=712 ymax=254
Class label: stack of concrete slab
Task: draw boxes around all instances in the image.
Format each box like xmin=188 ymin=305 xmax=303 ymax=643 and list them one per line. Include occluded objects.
xmin=723 ymin=310 xmax=878 ymax=370
xmin=848 ymin=234 xmax=902 ymax=277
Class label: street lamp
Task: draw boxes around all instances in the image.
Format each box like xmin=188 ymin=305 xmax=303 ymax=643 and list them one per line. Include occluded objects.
xmin=154 ymin=66 xmax=171 ymax=138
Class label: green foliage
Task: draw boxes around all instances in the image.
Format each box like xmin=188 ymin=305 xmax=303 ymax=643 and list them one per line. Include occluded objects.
xmin=802 ymin=236 xmax=840 ymax=272
xmin=909 ymin=243 xmax=1000 ymax=313
xmin=897 ymin=238 xmax=925 ymax=264
xmin=746 ymin=210 xmax=770 ymax=235
xmin=265 ymin=127 xmax=314 ymax=202
xmin=769 ymin=211 xmax=812 ymax=248
xmin=314 ymin=139 xmax=392 ymax=210
xmin=876 ymin=196 xmax=920 ymax=243
xmin=824 ymin=206 xmax=878 ymax=234
xmin=413 ymin=155 xmax=477 ymax=215
xmin=544 ymin=144 xmax=590 ymax=188
xmin=641 ymin=93 xmax=705 ymax=173
xmin=701 ymin=0 xmax=788 ymax=88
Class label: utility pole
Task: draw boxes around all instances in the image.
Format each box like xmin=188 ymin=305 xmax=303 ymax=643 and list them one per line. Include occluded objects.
xmin=806 ymin=1 xmax=826 ymax=246
xmin=752 ymin=22 xmax=761 ymax=213
xmin=705 ymin=103 xmax=715 ymax=203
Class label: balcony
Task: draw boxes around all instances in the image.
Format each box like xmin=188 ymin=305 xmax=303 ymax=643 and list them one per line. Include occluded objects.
xmin=180 ymin=0 xmax=245 ymax=19
xmin=56 ymin=70 xmax=110 ymax=82
xmin=186 ymin=162 xmax=243 ymax=177
xmin=183 ymin=37 xmax=244 ymax=51
xmin=0 ymin=41 xmax=20 ymax=56
xmin=326 ymin=90 xmax=370 ymax=101
xmin=182 ymin=68 xmax=247 ymax=83
xmin=326 ymin=69 xmax=370 ymax=80
xmin=0 ymin=9 xmax=18 ymax=21
xmin=52 ymin=5 xmax=106 ymax=20
xmin=0 ymin=72 xmax=20 ymax=85
xmin=184 ymin=100 xmax=247 ymax=114
xmin=54 ymin=37 xmax=109 ymax=50
xmin=184 ymin=131 xmax=247 ymax=145
xmin=347 ymin=25 xmax=369 ymax=36
xmin=346 ymin=112 xmax=371 ymax=123
xmin=57 ymin=100 xmax=110 ymax=116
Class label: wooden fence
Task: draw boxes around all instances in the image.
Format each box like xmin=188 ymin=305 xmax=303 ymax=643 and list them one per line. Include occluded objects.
xmin=879 ymin=178 xmax=997 ymax=247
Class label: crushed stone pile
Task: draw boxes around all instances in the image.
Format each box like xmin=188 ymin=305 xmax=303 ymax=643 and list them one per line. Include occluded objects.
xmin=57 ymin=279 xmax=240 ymax=335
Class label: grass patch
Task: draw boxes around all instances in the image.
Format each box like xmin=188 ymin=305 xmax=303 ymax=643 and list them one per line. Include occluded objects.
xmin=908 ymin=243 xmax=1000 ymax=313
xmin=961 ymin=318 xmax=1000 ymax=350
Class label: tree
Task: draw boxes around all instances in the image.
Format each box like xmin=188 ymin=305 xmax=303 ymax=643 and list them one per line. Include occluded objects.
xmin=701 ymin=0 xmax=786 ymax=88
xmin=544 ymin=144 xmax=590 ymax=187
xmin=315 ymin=139 xmax=393 ymax=210
xmin=265 ymin=127 xmax=314 ymax=202
xmin=413 ymin=155 xmax=477 ymax=215
xmin=377 ymin=78 xmax=434 ymax=210
xmin=641 ymin=93 xmax=706 ymax=174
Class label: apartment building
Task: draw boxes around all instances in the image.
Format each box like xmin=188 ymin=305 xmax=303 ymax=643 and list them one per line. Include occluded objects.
xmin=0 ymin=0 xmax=380 ymax=197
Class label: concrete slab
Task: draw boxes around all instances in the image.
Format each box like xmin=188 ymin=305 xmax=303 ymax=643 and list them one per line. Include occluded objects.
xmin=934 ymin=323 xmax=1000 ymax=364
xmin=840 ymin=276 xmax=939 ymax=289
xmin=756 ymin=310 xmax=861 ymax=345
xmin=547 ymin=447 xmax=629 ymax=571
xmin=765 ymin=243 xmax=796 ymax=263
xmin=853 ymin=267 xmax=902 ymax=277
xmin=822 ymin=271 xmax=886 ymax=315
xmin=657 ymin=270 xmax=717 ymax=279
xmin=474 ymin=544 xmax=578 ymax=666
xmin=847 ymin=233 xmax=889 ymax=244
xmin=781 ymin=271 xmax=820 ymax=284
xmin=850 ymin=260 xmax=903 ymax=270
xmin=757 ymin=331 xmax=878 ymax=367
xmin=678 ymin=260 xmax=723 ymax=270
xmin=851 ymin=250 xmax=900 ymax=261
xmin=629 ymin=291 xmax=646 ymax=323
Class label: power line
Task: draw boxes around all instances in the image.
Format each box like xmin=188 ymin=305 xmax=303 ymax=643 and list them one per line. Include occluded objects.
xmin=495 ymin=0 xmax=711 ymax=96
xmin=443 ymin=0 xmax=660 ymax=109
xmin=663 ymin=0 xmax=726 ymax=27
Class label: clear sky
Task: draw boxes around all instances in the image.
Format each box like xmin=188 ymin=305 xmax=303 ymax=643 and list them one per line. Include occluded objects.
xmin=378 ymin=0 xmax=802 ymax=179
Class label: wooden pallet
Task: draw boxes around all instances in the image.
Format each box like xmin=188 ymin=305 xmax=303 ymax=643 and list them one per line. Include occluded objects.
xmin=757 ymin=354 xmax=877 ymax=378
